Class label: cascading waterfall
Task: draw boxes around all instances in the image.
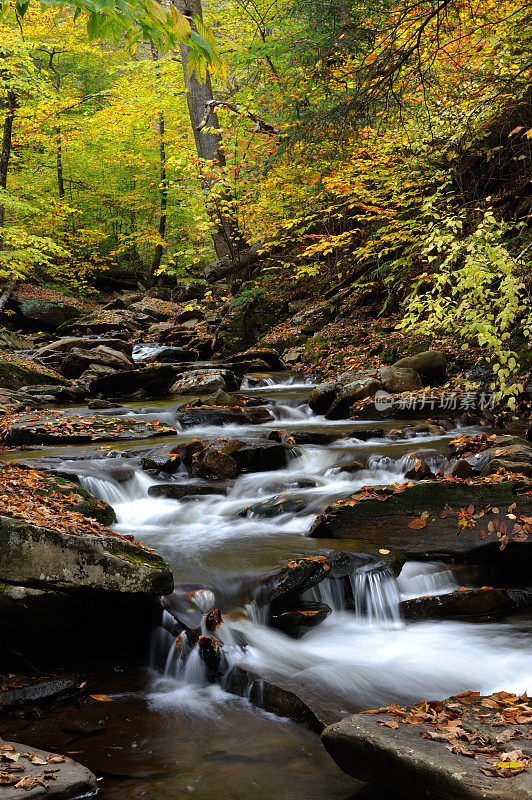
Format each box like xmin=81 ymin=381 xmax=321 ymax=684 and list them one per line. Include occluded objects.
xmin=350 ymin=567 xmax=402 ymax=627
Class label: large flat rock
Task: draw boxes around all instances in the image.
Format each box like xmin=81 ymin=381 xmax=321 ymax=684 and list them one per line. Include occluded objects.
xmin=322 ymin=692 xmax=532 ymax=800
xmin=1 ymin=409 xmax=175 ymax=444
xmin=309 ymin=477 xmax=532 ymax=560
xmin=0 ymin=738 xmax=97 ymax=799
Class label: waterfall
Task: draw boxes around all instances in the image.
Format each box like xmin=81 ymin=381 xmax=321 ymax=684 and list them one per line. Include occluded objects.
xmin=398 ymin=561 xmax=459 ymax=600
xmin=79 ymin=468 xmax=155 ymax=505
xmin=350 ymin=567 xmax=402 ymax=627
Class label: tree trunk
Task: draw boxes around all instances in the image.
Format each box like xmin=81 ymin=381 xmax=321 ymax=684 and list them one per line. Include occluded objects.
xmin=56 ymin=126 xmax=65 ymax=200
xmin=0 ymin=89 xmax=16 ymax=232
xmin=151 ymin=109 xmax=168 ymax=274
xmin=172 ymin=0 xmax=247 ymax=261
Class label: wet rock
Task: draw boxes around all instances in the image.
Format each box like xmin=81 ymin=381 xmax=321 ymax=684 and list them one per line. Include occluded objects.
xmin=309 ymin=372 xmax=381 ymax=419
xmin=177 ymin=406 xmax=251 ymax=428
xmin=322 ymin=702 xmax=532 ymax=800
xmin=34 ymin=337 xmax=133 ymax=364
xmin=149 ymin=346 xmax=198 ymax=363
xmin=61 ymin=345 xmax=134 ymax=378
xmin=240 ymin=494 xmax=309 ymax=518
xmin=401 ymin=587 xmax=527 ymax=621
xmin=227 ymin=349 xmax=285 ymax=371
xmin=189 ymin=445 xmax=238 ymax=480
xmin=253 ymin=555 xmax=331 ymax=607
xmin=0 ymin=514 xmax=173 ymax=594
xmin=482 ymin=440 xmax=532 ymax=478
xmin=404 ymin=459 xmax=435 ymax=480
xmin=391 ymin=350 xmax=447 ymax=385
xmin=350 ymin=428 xmax=385 ymax=441
xmin=141 ymin=451 xmax=182 ymax=475
xmin=147 ymin=482 xmax=227 ymax=499
xmin=0 ymin=738 xmax=97 ymax=799
xmin=198 ymin=634 xmax=225 ymax=682
xmin=379 ymin=366 xmax=422 ymax=394
xmin=2 ymin=410 xmax=175 ymax=444
xmin=12 ymin=287 xmax=83 ymax=328
xmin=87 ymin=398 xmax=124 ymax=410
xmin=0 ymin=676 xmax=79 ymax=709
xmin=269 ymin=601 xmax=332 ymax=638
xmin=88 ymin=364 xmax=183 ymax=396
xmin=309 ymin=478 xmax=532 ymax=561
xmin=288 ymin=431 xmax=340 ymax=445
xmin=232 ymin=442 xmax=289 ymax=472
xmin=169 ymin=369 xmax=239 ymax=396
xmin=337 ymin=459 xmax=365 ymax=473
xmin=449 ymin=459 xmax=474 ymax=478
xmin=0 ymin=351 xmax=68 ymax=391
xmin=243 ymin=406 xmax=274 ymax=424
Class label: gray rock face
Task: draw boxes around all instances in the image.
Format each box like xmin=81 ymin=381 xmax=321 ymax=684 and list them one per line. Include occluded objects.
xmin=309 ymin=373 xmax=382 ymax=419
xmin=483 ymin=441 xmax=532 ymax=478
xmin=169 ymin=369 xmax=238 ymax=396
xmin=0 ymin=515 xmax=173 ymax=595
xmin=0 ymin=738 xmax=97 ymax=800
xmin=379 ymin=366 xmax=422 ymax=393
xmin=61 ymin=344 xmax=134 ymax=378
xmin=14 ymin=295 xmax=82 ymax=328
xmin=322 ymin=710 xmax=532 ymax=800
xmin=392 ymin=350 xmax=447 ymax=384
xmin=34 ymin=337 xmax=133 ymax=360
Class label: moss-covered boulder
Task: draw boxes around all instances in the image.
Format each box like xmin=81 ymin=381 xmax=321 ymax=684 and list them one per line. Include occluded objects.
xmin=12 ymin=284 xmax=83 ymax=328
xmin=0 ymin=350 xmax=68 ymax=390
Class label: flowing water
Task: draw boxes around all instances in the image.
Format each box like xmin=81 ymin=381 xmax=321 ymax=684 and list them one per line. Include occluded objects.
xmin=6 ymin=371 xmax=532 ymax=798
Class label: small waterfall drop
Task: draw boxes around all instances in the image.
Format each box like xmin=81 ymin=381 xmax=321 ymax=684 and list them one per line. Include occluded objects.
xmin=350 ymin=567 xmax=402 ymax=627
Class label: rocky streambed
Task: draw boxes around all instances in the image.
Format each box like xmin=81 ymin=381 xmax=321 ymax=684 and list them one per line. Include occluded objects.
xmin=0 ymin=337 xmax=531 ymax=800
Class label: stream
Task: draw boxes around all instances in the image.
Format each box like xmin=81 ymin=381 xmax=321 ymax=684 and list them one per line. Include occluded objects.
xmin=4 ymin=369 xmax=532 ymax=799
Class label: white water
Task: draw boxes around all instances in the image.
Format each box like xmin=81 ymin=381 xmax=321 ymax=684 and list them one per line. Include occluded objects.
xmin=65 ymin=374 xmax=532 ymax=715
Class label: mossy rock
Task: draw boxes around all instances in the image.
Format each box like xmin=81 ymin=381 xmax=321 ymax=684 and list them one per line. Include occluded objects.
xmin=0 ymin=350 xmax=68 ymax=390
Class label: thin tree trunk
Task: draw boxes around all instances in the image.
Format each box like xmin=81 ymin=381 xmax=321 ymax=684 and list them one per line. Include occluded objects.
xmin=0 ymin=89 xmax=16 ymax=232
xmin=151 ymin=109 xmax=168 ymax=274
xmin=56 ymin=126 xmax=65 ymax=200
xmin=173 ymin=0 xmax=247 ymax=261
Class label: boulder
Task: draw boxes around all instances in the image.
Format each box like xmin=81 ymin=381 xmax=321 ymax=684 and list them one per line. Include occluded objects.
xmin=228 ymin=349 xmax=285 ymax=370
xmin=401 ymin=587 xmax=524 ymax=621
xmin=0 ymin=738 xmax=97 ymax=799
xmin=232 ymin=442 xmax=289 ymax=472
xmin=88 ymin=364 xmax=183 ymax=396
xmin=322 ymin=697 xmax=532 ymax=800
xmin=309 ymin=372 xmax=381 ymax=419
xmin=240 ymin=494 xmax=309 ymax=518
xmin=1 ymin=410 xmax=175 ymax=445
xmin=269 ymin=601 xmax=332 ymax=638
xmin=149 ymin=346 xmax=198 ymax=363
xmin=404 ymin=459 xmax=436 ymax=480
xmin=253 ymin=555 xmax=332 ymax=607
xmin=12 ymin=288 xmax=82 ymax=328
xmin=379 ymin=366 xmax=422 ymax=394
xmin=177 ymin=406 xmax=252 ymax=428
xmin=141 ymin=451 xmax=182 ymax=474
xmin=0 ymin=514 xmax=173 ymax=595
xmin=62 ymin=309 xmax=142 ymax=334
xmin=189 ymin=445 xmax=239 ymax=480
xmin=309 ymin=478 xmax=532 ymax=562
xmin=449 ymin=459 xmax=474 ymax=478
xmin=169 ymin=369 xmax=239 ymax=396
xmin=0 ymin=351 xmax=68 ymax=390
xmin=34 ymin=337 xmax=133 ymax=362
xmin=61 ymin=345 xmax=134 ymax=378
xmin=391 ymin=350 xmax=447 ymax=384
xmin=483 ymin=441 xmax=532 ymax=478
xmin=147 ymin=482 xmax=227 ymax=499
